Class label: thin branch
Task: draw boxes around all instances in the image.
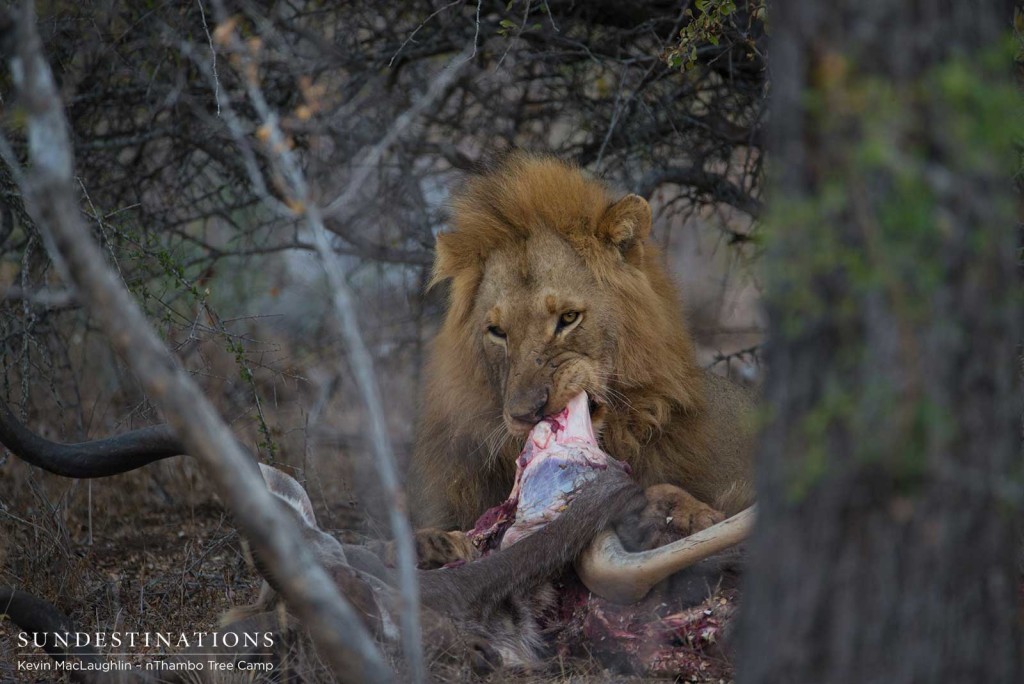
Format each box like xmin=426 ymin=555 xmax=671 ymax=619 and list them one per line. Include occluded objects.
xmin=636 ymin=165 xmax=764 ymax=219
xmin=227 ymin=51 xmax=466 ymax=684
xmin=322 ymin=49 xmax=468 ymax=218
xmin=387 ymin=0 xmax=463 ymax=68
xmin=195 ymin=0 xmax=221 ymax=116
xmin=2 ymin=285 xmax=77 ymax=309
xmin=470 ymin=0 xmax=482 ymax=60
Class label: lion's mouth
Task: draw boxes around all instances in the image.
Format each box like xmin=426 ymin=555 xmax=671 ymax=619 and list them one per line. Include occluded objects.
xmin=505 ymin=394 xmax=605 ymax=436
xmin=506 ymin=416 xmax=539 ymax=436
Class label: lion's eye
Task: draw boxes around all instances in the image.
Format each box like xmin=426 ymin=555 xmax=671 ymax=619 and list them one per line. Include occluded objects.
xmin=486 ymin=325 xmax=507 ymax=340
xmin=557 ymin=311 xmax=580 ymax=331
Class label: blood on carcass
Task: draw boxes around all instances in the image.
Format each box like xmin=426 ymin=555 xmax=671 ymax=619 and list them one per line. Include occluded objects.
xmin=468 ymin=392 xmax=629 ymax=551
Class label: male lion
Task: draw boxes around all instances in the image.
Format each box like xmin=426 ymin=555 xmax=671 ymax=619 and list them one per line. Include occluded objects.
xmin=408 ymin=153 xmax=756 ymax=543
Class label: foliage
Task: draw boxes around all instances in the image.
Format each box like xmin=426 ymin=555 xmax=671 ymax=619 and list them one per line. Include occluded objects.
xmin=764 ymin=43 xmax=1024 ymax=497
xmin=664 ymin=0 xmax=765 ymax=72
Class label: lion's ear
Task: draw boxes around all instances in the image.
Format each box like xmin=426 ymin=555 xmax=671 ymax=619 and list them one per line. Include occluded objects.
xmin=429 ymin=232 xmax=460 ymax=290
xmin=598 ymin=194 xmax=651 ymax=266
xmin=429 ymin=232 xmax=483 ymax=324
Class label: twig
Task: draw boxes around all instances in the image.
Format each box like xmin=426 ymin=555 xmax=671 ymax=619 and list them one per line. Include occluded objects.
xmin=469 ymin=0 xmax=482 ymax=60
xmin=322 ymin=50 xmax=468 ymax=218
xmin=1 ymin=285 xmax=76 ymax=309
xmin=387 ymin=0 xmax=463 ymax=68
xmin=195 ymin=0 xmax=221 ymax=116
xmin=705 ymin=344 xmax=761 ymax=370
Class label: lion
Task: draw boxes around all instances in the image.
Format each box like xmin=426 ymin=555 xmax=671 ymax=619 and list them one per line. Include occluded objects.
xmin=407 ymin=153 xmax=756 ymax=547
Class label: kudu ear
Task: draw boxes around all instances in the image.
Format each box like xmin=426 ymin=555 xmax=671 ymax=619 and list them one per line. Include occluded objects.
xmin=259 ymin=463 xmax=317 ymax=528
xmin=597 ymin=194 xmax=651 ymax=266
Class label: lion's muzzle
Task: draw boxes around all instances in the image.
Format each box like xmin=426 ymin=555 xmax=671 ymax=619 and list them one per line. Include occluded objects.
xmin=504 ymin=384 xmax=550 ymax=429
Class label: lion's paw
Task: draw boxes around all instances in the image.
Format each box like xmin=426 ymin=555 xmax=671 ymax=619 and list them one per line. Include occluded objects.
xmin=634 ymin=483 xmax=726 ymax=550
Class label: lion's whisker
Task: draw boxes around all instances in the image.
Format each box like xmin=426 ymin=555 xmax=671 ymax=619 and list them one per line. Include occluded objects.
xmin=459 ymin=417 xmax=509 ymax=465
xmin=485 ymin=432 xmax=512 ymax=469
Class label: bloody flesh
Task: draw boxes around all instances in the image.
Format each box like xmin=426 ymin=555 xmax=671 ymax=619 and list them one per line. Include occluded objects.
xmin=468 ymin=392 xmax=628 ymax=551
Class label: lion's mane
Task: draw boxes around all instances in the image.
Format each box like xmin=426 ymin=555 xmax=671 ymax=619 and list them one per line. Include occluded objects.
xmin=410 ymin=154 xmax=754 ymax=529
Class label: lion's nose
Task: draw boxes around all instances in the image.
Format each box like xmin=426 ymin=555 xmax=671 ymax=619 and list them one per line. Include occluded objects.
xmin=507 ymin=387 xmax=549 ymax=424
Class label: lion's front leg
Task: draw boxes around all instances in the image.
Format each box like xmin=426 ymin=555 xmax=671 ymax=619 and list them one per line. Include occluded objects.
xmin=625 ymin=483 xmax=726 ymax=551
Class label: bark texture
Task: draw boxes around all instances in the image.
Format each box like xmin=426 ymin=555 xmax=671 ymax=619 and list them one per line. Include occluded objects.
xmin=736 ymin=1 xmax=1023 ymax=682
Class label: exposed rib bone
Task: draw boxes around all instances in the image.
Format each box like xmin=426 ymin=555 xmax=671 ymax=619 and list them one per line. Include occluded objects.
xmin=576 ymin=506 xmax=756 ymax=604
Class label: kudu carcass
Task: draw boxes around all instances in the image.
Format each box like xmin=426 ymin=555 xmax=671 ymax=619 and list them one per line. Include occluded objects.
xmin=0 ymin=392 xmax=752 ymax=680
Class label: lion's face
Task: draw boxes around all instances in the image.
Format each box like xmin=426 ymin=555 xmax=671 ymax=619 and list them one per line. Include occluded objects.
xmin=413 ymin=154 xmax=737 ymax=529
xmin=428 ymin=153 xmax=700 ymax=454
xmin=474 ymin=231 xmax=615 ymax=435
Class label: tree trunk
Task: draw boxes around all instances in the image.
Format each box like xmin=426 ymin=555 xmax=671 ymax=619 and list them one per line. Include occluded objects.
xmin=736 ymin=2 xmax=1023 ymax=682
